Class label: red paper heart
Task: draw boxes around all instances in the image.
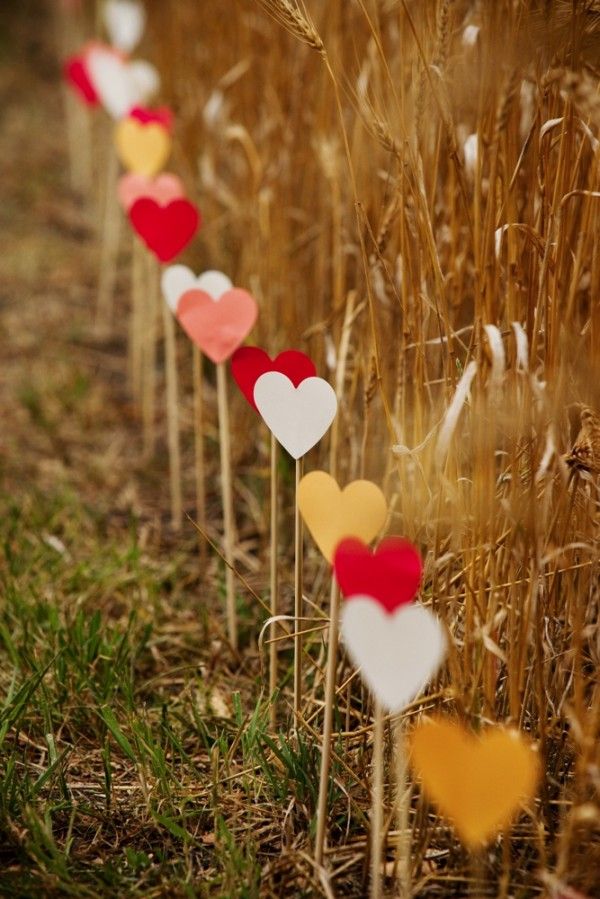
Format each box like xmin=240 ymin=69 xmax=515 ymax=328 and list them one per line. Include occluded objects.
xmin=130 ymin=105 xmax=174 ymax=132
xmin=64 ymin=55 xmax=99 ymax=105
xmin=129 ymin=198 xmax=200 ymax=263
xmin=334 ymin=536 xmax=423 ymax=613
xmin=231 ymin=347 xmax=316 ymax=411
xmin=177 ymin=289 xmax=258 ymax=364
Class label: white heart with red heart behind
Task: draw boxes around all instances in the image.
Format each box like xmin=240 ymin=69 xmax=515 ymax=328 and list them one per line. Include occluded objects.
xmin=86 ymin=46 xmax=159 ymax=119
xmin=253 ymin=372 xmax=337 ymax=460
xmin=340 ymin=597 xmax=447 ymax=713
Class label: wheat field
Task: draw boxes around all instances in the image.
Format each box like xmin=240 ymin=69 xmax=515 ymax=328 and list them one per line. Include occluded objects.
xmin=1 ymin=0 xmax=600 ymax=896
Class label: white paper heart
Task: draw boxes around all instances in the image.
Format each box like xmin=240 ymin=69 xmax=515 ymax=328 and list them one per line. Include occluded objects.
xmin=104 ymin=0 xmax=146 ymax=53
xmin=86 ymin=47 xmax=159 ymax=119
xmin=253 ymin=373 xmax=337 ymax=459
xmin=341 ymin=598 xmax=446 ymax=713
xmin=161 ymin=267 xmax=233 ymax=312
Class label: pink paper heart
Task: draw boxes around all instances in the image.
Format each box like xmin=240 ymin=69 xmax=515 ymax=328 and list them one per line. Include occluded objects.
xmin=177 ymin=289 xmax=258 ymax=364
xmin=118 ymin=172 xmax=185 ymax=211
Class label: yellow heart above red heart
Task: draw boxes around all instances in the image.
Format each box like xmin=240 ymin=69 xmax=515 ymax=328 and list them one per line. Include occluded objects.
xmin=114 ymin=117 xmax=171 ymax=177
xmin=297 ymin=471 xmax=387 ymax=562
xmin=410 ymin=718 xmax=539 ymax=846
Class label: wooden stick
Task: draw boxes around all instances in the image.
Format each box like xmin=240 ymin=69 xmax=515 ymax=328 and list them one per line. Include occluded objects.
xmin=142 ymin=252 xmax=159 ymax=459
xmin=192 ymin=347 xmax=207 ymax=562
xmin=371 ymin=701 xmax=385 ymax=899
xmin=314 ymin=578 xmax=340 ymax=866
xmin=217 ymin=362 xmax=237 ymax=650
xmin=293 ymin=456 xmax=304 ymax=719
xmin=129 ymin=236 xmax=145 ymax=400
xmin=96 ymin=143 xmax=121 ymax=329
xmin=161 ymin=299 xmax=183 ymax=530
xmin=269 ymin=432 xmax=279 ymax=728
xmin=394 ymin=717 xmax=412 ymax=898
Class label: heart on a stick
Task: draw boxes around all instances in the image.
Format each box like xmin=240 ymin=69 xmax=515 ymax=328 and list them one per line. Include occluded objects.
xmin=231 ymin=347 xmax=316 ymax=412
xmin=334 ymin=537 xmax=422 ymax=612
xmin=129 ymin=198 xmax=200 ymax=262
xmin=253 ymin=374 xmax=337 ymax=460
xmin=64 ymin=55 xmax=99 ymax=105
xmin=104 ymin=0 xmax=146 ymax=53
xmin=161 ymin=268 xmax=233 ymax=313
xmin=87 ymin=46 xmax=159 ymax=119
xmin=341 ymin=598 xmax=446 ymax=713
xmin=297 ymin=472 xmax=387 ymax=562
xmin=115 ymin=117 xmax=171 ymax=177
xmin=117 ymin=172 xmax=184 ymax=212
xmin=176 ymin=289 xmax=258 ymax=364
xmin=410 ymin=719 xmax=539 ymax=846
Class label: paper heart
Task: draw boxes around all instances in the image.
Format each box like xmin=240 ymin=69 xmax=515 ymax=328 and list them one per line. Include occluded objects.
xmin=117 ymin=172 xmax=184 ymax=212
xmin=334 ymin=537 xmax=422 ymax=612
xmin=231 ymin=347 xmax=317 ymax=412
xmin=410 ymin=719 xmax=539 ymax=846
xmin=161 ymin=267 xmax=233 ymax=312
xmin=115 ymin=118 xmax=171 ymax=177
xmin=177 ymin=289 xmax=258 ymax=364
xmin=253 ymin=374 xmax=337 ymax=460
xmin=130 ymin=105 xmax=173 ymax=132
xmin=297 ymin=472 xmax=387 ymax=562
xmin=341 ymin=598 xmax=446 ymax=713
xmin=64 ymin=55 xmax=99 ymax=105
xmin=86 ymin=46 xmax=159 ymax=119
xmin=129 ymin=198 xmax=200 ymax=263
xmin=104 ymin=0 xmax=146 ymax=53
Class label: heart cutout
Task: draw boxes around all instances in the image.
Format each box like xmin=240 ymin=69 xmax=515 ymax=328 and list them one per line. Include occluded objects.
xmin=161 ymin=267 xmax=233 ymax=313
xmin=130 ymin=105 xmax=174 ymax=132
xmin=104 ymin=0 xmax=146 ymax=53
xmin=297 ymin=472 xmax=387 ymax=562
xmin=117 ymin=172 xmax=184 ymax=212
xmin=177 ymin=289 xmax=258 ymax=364
xmin=129 ymin=198 xmax=200 ymax=263
xmin=64 ymin=55 xmax=99 ymax=105
xmin=86 ymin=46 xmax=159 ymax=119
xmin=231 ymin=347 xmax=317 ymax=411
xmin=410 ymin=719 xmax=539 ymax=846
xmin=334 ymin=536 xmax=422 ymax=612
xmin=115 ymin=118 xmax=172 ymax=177
xmin=341 ymin=598 xmax=446 ymax=713
xmin=253 ymin=374 xmax=337 ymax=460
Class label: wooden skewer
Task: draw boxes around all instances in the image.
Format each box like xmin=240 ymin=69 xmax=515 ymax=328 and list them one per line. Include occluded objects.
xmin=314 ymin=578 xmax=340 ymax=865
xmin=161 ymin=299 xmax=183 ymax=530
xmin=371 ymin=701 xmax=385 ymax=899
xmin=293 ymin=456 xmax=304 ymax=719
xmin=394 ymin=717 xmax=412 ymax=898
xmin=192 ymin=346 xmax=206 ymax=562
xmin=142 ymin=252 xmax=159 ymax=459
xmin=269 ymin=432 xmax=279 ymax=728
xmin=217 ymin=361 xmax=237 ymax=650
xmin=96 ymin=143 xmax=121 ymax=330
xmin=129 ymin=236 xmax=145 ymax=400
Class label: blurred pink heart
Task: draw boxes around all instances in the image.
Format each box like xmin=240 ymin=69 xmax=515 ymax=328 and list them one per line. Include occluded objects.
xmin=117 ymin=172 xmax=184 ymax=211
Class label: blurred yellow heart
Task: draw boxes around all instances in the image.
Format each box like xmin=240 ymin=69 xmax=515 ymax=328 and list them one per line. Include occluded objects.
xmin=410 ymin=718 xmax=539 ymax=846
xmin=114 ymin=118 xmax=171 ymax=177
xmin=297 ymin=471 xmax=387 ymax=562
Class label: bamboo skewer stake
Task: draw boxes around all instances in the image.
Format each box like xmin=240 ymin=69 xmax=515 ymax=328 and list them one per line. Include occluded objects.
xmin=371 ymin=701 xmax=385 ymax=899
xmin=142 ymin=252 xmax=159 ymax=459
xmin=161 ymin=298 xmax=183 ymax=530
xmin=269 ymin=432 xmax=279 ymax=727
xmin=314 ymin=578 xmax=340 ymax=865
xmin=192 ymin=347 xmax=206 ymax=561
xmin=217 ymin=362 xmax=237 ymax=650
xmin=129 ymin=237 xmax=145 ymax=400
xmin=96 ymin=144 xmax=121 ymax=329
xmin=394 ymin=718 xmax=411 ymax=898
xmin=293 ymin=456 xmax=304 ymax=719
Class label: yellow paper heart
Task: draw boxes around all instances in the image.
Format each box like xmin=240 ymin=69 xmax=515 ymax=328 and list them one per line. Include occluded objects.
xmin=410 ymin=718 xmax=539 ymax=846
xmin=114 ymin=119 xmax=171 ymax=178
xmin=297 ymin=471 xmax=387 ymax=562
